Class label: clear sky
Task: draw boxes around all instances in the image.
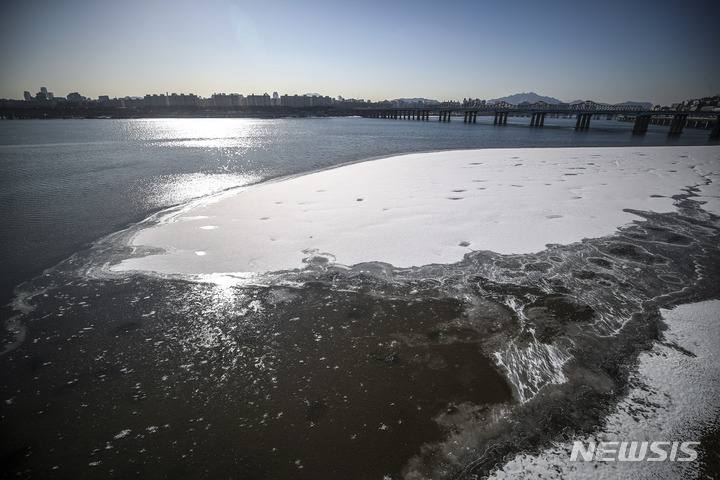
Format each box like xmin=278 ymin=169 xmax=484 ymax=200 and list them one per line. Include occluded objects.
xmin=1 ymin=0 xmax=718 ymax=106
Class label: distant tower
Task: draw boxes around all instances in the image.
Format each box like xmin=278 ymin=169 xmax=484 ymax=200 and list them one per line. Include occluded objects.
xmin=23 ymin=91 xmax=32 ymax=101
xmin=38 ymin=87 xmax=54 ymax=100
xmin=272 ymin=91 xmax=279 ymax=107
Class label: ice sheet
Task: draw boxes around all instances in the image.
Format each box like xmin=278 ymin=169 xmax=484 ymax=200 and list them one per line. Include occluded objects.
xmin=114 ymin=146 xmax=720 ymax=275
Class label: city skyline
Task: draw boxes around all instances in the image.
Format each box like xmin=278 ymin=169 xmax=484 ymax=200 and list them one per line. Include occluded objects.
xmin=1 ymin=0 xmax=718 ymax=107
xmin=16 ymin=85 xmax=709 ymax=109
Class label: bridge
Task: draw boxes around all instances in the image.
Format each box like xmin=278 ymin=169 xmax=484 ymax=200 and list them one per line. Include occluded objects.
xmin=356 ymin=101 xmax=720 ymax=138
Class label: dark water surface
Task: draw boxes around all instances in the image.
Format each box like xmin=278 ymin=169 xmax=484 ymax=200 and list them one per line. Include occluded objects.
xmin=1 ymin=117 xmax=718 ymax=479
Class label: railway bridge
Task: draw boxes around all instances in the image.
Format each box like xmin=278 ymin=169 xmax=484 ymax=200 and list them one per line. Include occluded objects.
xmin=357 ymin=101 xmax=720 ymax=138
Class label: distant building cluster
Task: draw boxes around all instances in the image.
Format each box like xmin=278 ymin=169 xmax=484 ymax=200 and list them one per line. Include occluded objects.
xmin=463 ymin=98 xmax=487 ymax=107
xmin=135 ymin=91 xmax=336 ymax=108
xmin=653 ymin=95 xmax=720 ymax=112
xmin=19 ymin=86 xmax=363 ymax=109
xmin=14 ymin=86 xmax=458 ymax=110
xmin=24 ymin=87 xmax=56 ymax=102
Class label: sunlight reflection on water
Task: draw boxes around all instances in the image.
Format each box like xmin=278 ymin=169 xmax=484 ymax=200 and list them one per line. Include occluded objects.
xmin=120 ymin=117 xmax=271 ymax=143
xmin=141 ymin=172 xmax=259 ymax=208
xmin=118 ymin=119 xmax=275 ymax=208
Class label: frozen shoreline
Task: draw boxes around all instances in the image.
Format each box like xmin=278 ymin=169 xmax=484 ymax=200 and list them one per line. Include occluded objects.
xmin=489 ymin=300 xmax=720 ymax=479
xmin=114 ymin=146 xmax=720 ymax=276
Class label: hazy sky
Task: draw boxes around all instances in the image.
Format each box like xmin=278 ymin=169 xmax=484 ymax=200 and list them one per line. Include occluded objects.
xmin=1 ymin=0 xmax=718 ymax=105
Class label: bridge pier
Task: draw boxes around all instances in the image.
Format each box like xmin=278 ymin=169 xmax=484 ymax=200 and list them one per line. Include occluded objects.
xmin=711 ymin=115 xmax=720 ymax=138
xmin=668 ymin=114 xmax=687 ymax=135
xmin=575 ymin=113 xmax=591 ymax=130
xmin=463 ymin=111 xmax=478 ymax=123
xmin=530 ymin=113 xmax=546 ymax=127
xmin=493 ymin=112 xmax=508 ymax=125
xmin=632 ymin=115 xmax=651 ymax=134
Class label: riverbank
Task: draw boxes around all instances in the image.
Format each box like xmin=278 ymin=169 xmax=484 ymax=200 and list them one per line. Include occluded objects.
xmin=0 ymin=105 xmax=352 ymax=120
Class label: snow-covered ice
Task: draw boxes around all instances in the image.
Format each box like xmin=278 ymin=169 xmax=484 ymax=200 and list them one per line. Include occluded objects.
xmin=114 ymin=146 xmax=720 ymax=276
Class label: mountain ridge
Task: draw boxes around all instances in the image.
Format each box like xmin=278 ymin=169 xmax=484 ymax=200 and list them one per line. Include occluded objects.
xmin=488 ymin=92 xmax=564 ymax=105
xmin=489 ymin=92 xmax=652 ymax=109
